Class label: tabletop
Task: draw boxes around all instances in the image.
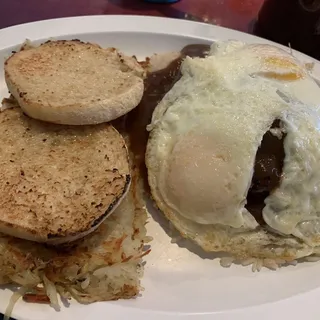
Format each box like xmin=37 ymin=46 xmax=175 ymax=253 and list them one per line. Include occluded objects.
xmin=0 ymin=0 xmax=264 ymax=32
xmin=0 ymin=1 xmax=264 ymax=320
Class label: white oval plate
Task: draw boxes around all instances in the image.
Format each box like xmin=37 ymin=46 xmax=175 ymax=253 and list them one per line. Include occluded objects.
xmin=1 ymin=15 xmax=320 ymax=320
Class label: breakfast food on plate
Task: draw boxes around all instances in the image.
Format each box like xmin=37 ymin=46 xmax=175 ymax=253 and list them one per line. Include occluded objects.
xmin=146 ymin=40 xmax=320 ymax=270
xmin=0 ymin=108 xmax=149 ymax=316
xmin=3 ymin=33 xmax=320 ymax=318
xmin=1 ymin=166 xmax=148 ymax=317
xmin=0 ymin=107 xmax=131 ymax=244
xmin=4 ymin=40 xmax=145 ymax=125
xmin=0 ymin=39 xmax=150 ymax=318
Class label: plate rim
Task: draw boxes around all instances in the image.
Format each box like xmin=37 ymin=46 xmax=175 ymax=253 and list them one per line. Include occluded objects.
xmin=0 ymin=14 xmax=318 ymax=61
xmin=0 ymin=14 xmax=320 ymax=320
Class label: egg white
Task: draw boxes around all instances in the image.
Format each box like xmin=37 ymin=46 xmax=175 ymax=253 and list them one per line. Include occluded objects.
xmin=146 ymin=40 xmax=320 ymax=258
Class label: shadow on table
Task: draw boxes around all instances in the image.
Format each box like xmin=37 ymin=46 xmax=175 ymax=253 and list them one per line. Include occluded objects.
xmin=108 ymin=0 xmax=205 ymax=22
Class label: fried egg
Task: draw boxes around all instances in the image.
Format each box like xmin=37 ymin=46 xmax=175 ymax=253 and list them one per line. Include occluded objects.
xmin=146 ymin=40 xmax=320 ymax=263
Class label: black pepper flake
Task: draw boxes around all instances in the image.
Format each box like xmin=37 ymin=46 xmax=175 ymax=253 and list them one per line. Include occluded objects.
xmin=20 ymin=170 xmax=25 ymax=176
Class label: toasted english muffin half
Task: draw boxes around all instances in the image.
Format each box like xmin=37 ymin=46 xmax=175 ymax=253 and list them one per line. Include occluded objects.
xmin=4 ymin=40 xmax=145 ymax=125
xmin=0 ymin=107 xmax=130 ymax=244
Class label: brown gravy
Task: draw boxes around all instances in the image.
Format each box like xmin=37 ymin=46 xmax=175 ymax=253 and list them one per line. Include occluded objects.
xmin=115 ymin=44 xmax=211 ymax=192
xmin=114 ymin=44 xmax=285 ymax=226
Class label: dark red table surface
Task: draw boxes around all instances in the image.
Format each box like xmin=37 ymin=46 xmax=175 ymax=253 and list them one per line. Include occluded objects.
xmin=0 ymin=0 xmax=264 ymax=33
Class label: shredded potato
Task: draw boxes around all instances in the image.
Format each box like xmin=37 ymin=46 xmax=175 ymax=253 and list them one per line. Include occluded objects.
xmin=0 ymin=143 xmax=150 ymax=318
